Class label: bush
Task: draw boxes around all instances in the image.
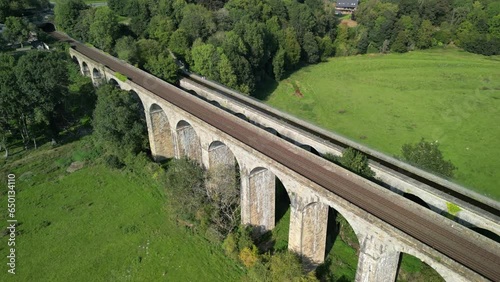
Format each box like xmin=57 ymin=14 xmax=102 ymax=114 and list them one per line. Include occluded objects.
xmin=324 ymin=148 xmax=375 ymax=179
xmin=401 ymin=138 xmax=456 ymax=178
xmin=239 ymin=246 xmax=259 ymax=268
xmin=104 ymin=154 xmax=124 ymax=169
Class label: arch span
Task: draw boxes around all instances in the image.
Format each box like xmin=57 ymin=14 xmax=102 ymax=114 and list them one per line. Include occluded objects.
xmin=396 ymin=253 xmax=445 ymax=282
xmin=208 ymin=141 xmax=238 ymax=170
xmin=322 ymin=207 xmax=360 ymax=276
xmin=264 ymin=127 xmax=278 ymax=136
xmin=206 ymin=141 xmax=241 ymax=235
xmin=176 ymin=120 xmax=202 ymax=163
xmin=470 ymin=227 xmax=500 ymax=243
xmin=81 ymin=62 xmax=90 ymax=77
xmin=300 ymin=144 xmax=321 ymax=156
xmin=71 ymin=56 xmax=79 ymax=66
xmin=403 ymin=193 xmax=431 ymax=210
xmin=108 ymin=78 xmax=120 ymax=88
xmin=92 ymin=68 xmax=104 ymax=86
xmin=235 ymin=113 xmax=249 ymax=122
xmin=149 ymin=104 xmax=175 ymax=161
xmin=247 ymin=167 xmax=277 ymax=234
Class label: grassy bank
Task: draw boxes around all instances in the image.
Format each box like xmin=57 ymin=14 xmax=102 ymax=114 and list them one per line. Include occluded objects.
xmin=0 ymin=140 xmax=243 ymax=281
xmin=263 ymin=48 xmax=500 ymax=200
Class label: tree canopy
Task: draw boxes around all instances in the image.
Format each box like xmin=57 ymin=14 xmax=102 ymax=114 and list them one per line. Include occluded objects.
xmin=92 ymin=84 xmax=148 ymax=159
xmin=401 ymin=139 xmax=456 ymax=178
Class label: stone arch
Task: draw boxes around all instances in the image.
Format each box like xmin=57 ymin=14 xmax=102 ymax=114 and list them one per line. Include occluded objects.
xmin=108 ymin=78 xmax=120 ymax=88
xmin=470 ymin=227 xmax=500 ymax=243
xmin=149 ymin=103 xmax=175 ymax=161
xmin=129 ymin=90 xmax=146 ymax=114
xmin=402 ymin=193 xmax=431 ymax=210
xmin=235 ymin=113 xmax=249 ymax=122
xmin=71 ymin=56 xmax=79 ymax=66
xmin=246 ymin=166 xmax=286 ymax=235
xmin=396 ymin=252 xmax=445 ymax=282
xmin=264 ymin=127 xmax=279 ymax=135
xmin=92 ymin=67 xmax=104 ymax=86
xmin=321 ymin=205 xmax=360 ymax=276
xmin=176 ymin=120 xmax=202 ymax=163
xmin=208 ymin=141 xmax=238 ymax=170
xmin=209 ymin=100 xmax=222 ymax=108
xmin=300 ymin=144 xmax=321 ymax=156
xmin=81 ymin=62 xmax=90 ymax=77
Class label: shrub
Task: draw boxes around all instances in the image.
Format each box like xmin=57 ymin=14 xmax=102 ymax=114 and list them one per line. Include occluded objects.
xmin=239 ymin=246 xmax=259 ymax=268
xmin=401 ymin=139 xmax=456 ymax=178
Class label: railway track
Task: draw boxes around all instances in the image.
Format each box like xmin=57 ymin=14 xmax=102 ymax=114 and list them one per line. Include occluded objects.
xmin=52 ymin=31 xmax=500 ymax=280
xmin=182 ymin=73 xmax=500 ymax=218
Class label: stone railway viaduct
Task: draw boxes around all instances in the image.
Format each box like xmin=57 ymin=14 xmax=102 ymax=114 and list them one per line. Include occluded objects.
xmin=67 ymin=38 xmax=500 ymax=282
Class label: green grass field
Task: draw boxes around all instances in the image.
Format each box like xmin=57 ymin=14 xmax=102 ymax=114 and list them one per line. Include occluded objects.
xmin=0 ymin=140 xmax=243 ymax=281
xmin=263 ymin=48 xmax=500 ymax=200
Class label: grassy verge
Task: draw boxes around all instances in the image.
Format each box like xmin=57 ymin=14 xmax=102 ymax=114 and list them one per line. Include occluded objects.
xmin=263 ymin=48 xmax=500 ymax=200
xmin=0 ymin=139 xmax=243 ymax=281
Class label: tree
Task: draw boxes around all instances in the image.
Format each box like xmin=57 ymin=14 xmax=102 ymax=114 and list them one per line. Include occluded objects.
xmin=146 ymin=15 xmax=175 ymax=46
xmin=89 ymin=6 xmax=119 ymax=52
xmin=164 ymin=158 xmax=206 ymax=221
xmin=287 ymin=1 xmax=316 ymax=42
xmin=0 ymin=53 xmax=18 ymax=156
xmin=191 ymin=42 xmax=220 ymax=79
xmin=218 ymin=52 xmax=238 ymax=89
xmin=137 ymin=39 xmax=162 ymax=67
xmin=115 ymin=36 xmax=139 ymax=65
xmin=416 ymin=19 xmax=435 ymax=49
xmin=179 ymin=4 xmax=216 ymax=41
xmin=490 ymin=14 xmax=500 ymax=39
xmin=128 ymin=0 xmax=151 ymax=37
xmin=238 ymin=21 xmax=271 ymax=69
xmin=108 ymin=0 xmax=130 ymax=16
xmin=302 ymin=31 xmax=320 ymax=63
xmin=282 ymin=28 xmax=301 ymax=68
xmin=92 ymin=84 xmax=147 ymax=159
xmin=54 ymin=0 xmax=88 ymax=33
xmin=144 ymin=53 xmax=179 ymax=84
xmin=205 ymin=164 xmax=240 ymax=236
xmin=401 ymin=139 xmax=456 ymax=178
xmin=272 ymin=48 xmax=285 ymax=80
xmin=391 ymin=31 xmax=410 ymax=53
xmin=3 ymin=17 xmax=30 ymax=47
xmin=338 ymin=147 xmax=375 ymax=179
xmin=14 ymin=52 xmax=69 ymax=146
xmin=73 ymin=8 xmax=96 ymax=42
xmin=334 ymin=24 xmax=350 ymax=56
xmin=169 ymin=29 xmax=192 ymax=64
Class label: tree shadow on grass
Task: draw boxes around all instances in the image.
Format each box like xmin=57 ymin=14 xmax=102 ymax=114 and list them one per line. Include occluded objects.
xmin=252 ymin=75 xmax=278 ymax=101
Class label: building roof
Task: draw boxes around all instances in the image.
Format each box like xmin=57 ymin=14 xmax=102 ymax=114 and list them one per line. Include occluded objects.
xmin=336 ymin=0 xmax=359 ymax=8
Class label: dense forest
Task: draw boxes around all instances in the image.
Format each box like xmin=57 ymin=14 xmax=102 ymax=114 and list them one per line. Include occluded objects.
xmin=50 ymin=0 xmax=499 ymax=95
xmin=351 ymin=0 xmax=500 ymax=56
xmin=1 ymin=0 xmax=499 ymax=95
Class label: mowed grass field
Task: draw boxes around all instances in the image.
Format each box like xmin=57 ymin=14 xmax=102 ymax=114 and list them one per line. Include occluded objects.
xmin=0 ymin=140 xmax=243 ymax=281
xmin=264 ymin=48 xmax=500 ymax=200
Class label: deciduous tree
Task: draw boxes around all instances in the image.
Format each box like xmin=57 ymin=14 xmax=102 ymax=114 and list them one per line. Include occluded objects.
xmin=89 ymin=6 xmax=119 ymax=52
xmin=92 ymin=84 xmax=147 ymax=158
xmin=144 ymin=53 xmax=179 ymax=84
xmin=401 ymin=139 xmax=456 ymax=178
xmin=54 ymin=0 xmax=87 ymax=33
xmin=3 ymin=16 xmax=30 ymax=47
